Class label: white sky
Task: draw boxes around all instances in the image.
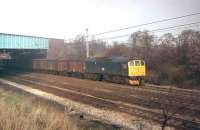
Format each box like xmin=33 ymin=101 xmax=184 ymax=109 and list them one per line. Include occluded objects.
xmin=0 ymin=0 xmax=200 ymax=41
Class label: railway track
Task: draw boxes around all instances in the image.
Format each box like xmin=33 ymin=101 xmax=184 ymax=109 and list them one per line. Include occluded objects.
xmin=1 ymin=72 xmax=200 ymax=129
xmin=144 ymin=84 xmax=200 ymax=99
xmin=14 ymin=73 xmax=200 ymax=110
xmin=9 ymin=74 xmax=200 ymax=112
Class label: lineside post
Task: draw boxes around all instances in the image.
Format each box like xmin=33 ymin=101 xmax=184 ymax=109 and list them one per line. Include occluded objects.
xmin=86 ymin=28 xmax=89 ymax=58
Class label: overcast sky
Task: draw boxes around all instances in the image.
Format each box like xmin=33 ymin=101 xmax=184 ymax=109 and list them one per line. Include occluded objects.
xmin=0 ymin=0 xmax=200 ymax=40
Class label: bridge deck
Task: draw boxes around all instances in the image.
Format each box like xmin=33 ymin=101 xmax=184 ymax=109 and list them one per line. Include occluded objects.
xmin=0 ymin=33 xmax=48 ymax=50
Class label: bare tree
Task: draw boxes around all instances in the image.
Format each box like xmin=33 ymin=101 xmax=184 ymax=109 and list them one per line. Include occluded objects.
xmin=151 ymin=87 xmax=196 ymax=130
xmin=177 ymin=30 xmax=200 ymax=85
xmin=129 ymin=30 xmax=154 ymax=61
xmin=104 ymin=42 xmax=131 ymax=57
xmin=89 ymin=39 xmax=107 ymax=57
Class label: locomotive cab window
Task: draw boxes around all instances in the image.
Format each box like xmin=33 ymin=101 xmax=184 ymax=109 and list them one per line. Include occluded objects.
xmin=134 ymin=60 xmax=140 ymax=66
xmin=128 ymin=61 xmax=134 ymax=66
xmin=141 ymin=61 xmax=145 ymax=66
xmin=129 ymin=60 xmax=145 ymax=66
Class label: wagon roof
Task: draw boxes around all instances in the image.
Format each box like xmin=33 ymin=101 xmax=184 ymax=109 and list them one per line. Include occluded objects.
xmin=85 ymin=56 xmax=130 ymax=63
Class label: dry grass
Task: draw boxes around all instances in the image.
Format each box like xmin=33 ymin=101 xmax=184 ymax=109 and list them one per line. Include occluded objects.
xmin=0 ymin=88 xmax=77 ymax=130
xmin=0 ymin=87 xmax=126 ymax=130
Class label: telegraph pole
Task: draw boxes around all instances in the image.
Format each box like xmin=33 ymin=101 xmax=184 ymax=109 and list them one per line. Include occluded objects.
xmin=86 ymin=28 xmax=89 ymax=58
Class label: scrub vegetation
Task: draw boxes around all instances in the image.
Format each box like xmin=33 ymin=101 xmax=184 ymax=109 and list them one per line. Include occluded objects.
xmin=0 ymin=88 xmax=76 ymax=130
xmin=0 ymin=87 xmax=123 ymax=130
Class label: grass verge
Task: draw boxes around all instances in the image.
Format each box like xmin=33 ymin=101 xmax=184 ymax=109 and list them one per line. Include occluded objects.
xmin=0 ymin=85 xmax=124 ymax=130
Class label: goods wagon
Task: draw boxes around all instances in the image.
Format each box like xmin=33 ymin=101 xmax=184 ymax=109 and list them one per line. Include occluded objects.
xmin=33 ymin=59 xmax=57 ymax=72
xmin=68 ymin=60 xmax=83 ymax=73
xmin=32 ymin=59 xmax=40 ymax=70
xmin=32 ymin=59 xmax=47 ymax=72
xmin=32 ymin=59 xmax=84 ymax=76
xmin=47 ymin=60 xmax=58 ymax=72
xmin=57 ymin=60 xmax=68 ymax=72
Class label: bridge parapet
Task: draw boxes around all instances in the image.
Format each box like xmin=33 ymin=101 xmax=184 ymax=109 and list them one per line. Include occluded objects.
xmin=0 ymin=33 xmax=49 ymax=50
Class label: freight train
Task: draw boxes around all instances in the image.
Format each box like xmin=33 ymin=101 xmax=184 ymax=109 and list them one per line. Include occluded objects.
xmin=32 ymin=57 xmax=146 ymax=86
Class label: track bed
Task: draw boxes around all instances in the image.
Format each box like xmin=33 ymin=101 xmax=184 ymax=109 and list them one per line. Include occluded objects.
xmin=1 ymin=72 xmax=200 ymax=130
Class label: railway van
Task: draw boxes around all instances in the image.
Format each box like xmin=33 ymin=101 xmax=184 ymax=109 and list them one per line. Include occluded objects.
xmin=84 ymin=57 xmax=146 ymax=86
